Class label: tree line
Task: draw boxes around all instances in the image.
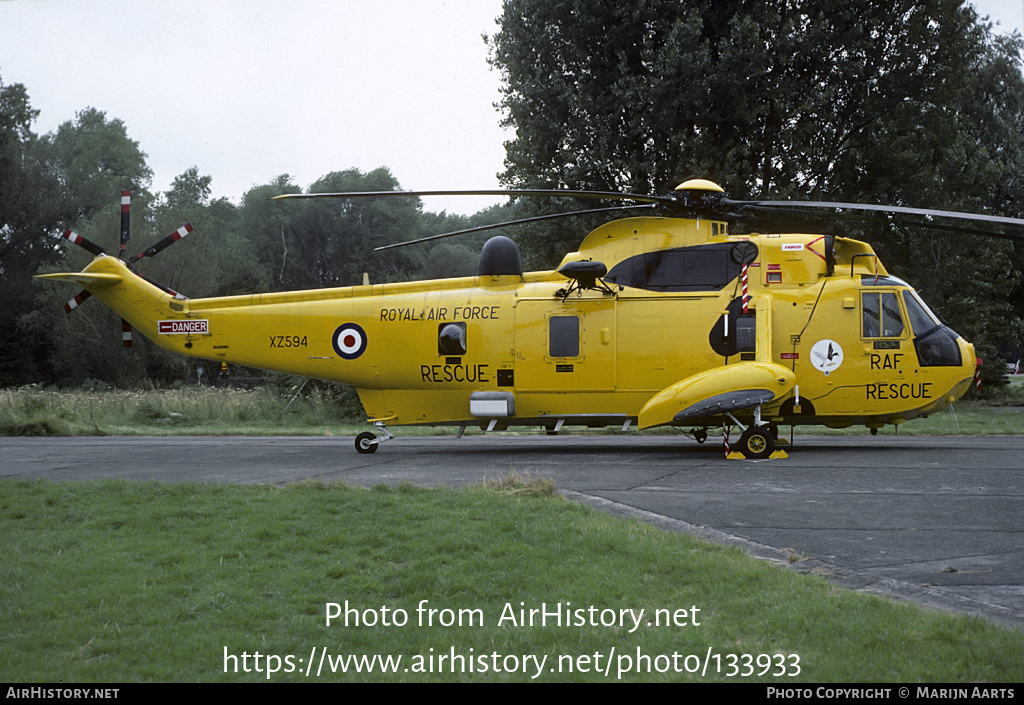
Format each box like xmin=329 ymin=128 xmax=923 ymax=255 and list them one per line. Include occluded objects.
xmin=489 ymin=0 xmax=1024 ymax=383
xmin=3 ymin=0 xmax=1024 ymax=388
xmin=0 ymin=92 xmax=506 ymax=387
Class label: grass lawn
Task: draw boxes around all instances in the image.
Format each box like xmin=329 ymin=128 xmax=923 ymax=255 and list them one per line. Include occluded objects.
xmin=2 ymin=386 xmax=1022 ymax=682
xmin=2 ymin=478 xmax=1023 ymax=683
xmin=0 ymin=385 xmax=1021 ymax=437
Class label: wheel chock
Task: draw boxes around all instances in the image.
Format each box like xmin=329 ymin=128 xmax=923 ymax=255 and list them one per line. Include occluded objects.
xmin=725 ymin=449 xmax=789 ymax=460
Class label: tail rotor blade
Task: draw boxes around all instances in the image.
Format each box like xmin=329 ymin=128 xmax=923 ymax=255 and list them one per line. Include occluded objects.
xmin=64 ymin=290 xmax=92 ymax=313
xmin=119 ymin=190 xmax=131 ymax=260
xmin=128 ymin=223 xmax=194 ymax=265
xmin=137 ymin=273 xmax=189 ymax=300
xmin=56 ymin=191 xmax=186 ymax=351
xmin=62 ymin=229 xmax=106 ymax=257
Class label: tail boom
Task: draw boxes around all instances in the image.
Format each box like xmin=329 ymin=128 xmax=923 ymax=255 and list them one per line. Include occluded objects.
xmin=37 ymin=255 xmax=383 ymax=387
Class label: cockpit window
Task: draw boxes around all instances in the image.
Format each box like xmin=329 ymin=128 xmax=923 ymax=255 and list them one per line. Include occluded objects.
xmin=914 ymin=326 xmax=962 ymax=366
xmin=900 ymin=289 xmax=962 ymax=366
xmin=861 ymin=274 xmax=910 ymax=287
xmin=862 ymin=292 xmax=905 ymax=338
xmin=902 ymin=290 xmax=941 ymax=335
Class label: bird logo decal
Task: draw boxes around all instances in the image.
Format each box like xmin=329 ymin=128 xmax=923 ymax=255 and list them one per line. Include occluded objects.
xmin=810 ymin=339 xmax=844 ymax=375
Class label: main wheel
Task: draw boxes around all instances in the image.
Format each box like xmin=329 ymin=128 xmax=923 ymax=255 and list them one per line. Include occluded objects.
xmin=354 ymin=432 xmax=379 ymax=454
xmin=738 ymin=426 xmax=775 ymax=459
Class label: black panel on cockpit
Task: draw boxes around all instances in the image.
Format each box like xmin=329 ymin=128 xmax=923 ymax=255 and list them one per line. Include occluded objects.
xmin=604 ymin=243 xmax=744 ymax=292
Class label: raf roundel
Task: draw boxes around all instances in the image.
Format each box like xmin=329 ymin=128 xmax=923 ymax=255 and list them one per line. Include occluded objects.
xmin=332 ymin=323 xmax=367 ymax=360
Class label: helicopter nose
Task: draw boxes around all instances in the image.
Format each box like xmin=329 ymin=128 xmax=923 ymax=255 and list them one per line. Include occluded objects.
xmin=963 ymin=339 xmax=977 ymax=368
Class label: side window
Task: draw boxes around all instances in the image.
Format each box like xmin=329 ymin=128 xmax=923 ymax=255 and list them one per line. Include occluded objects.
xmin=549 ymin=316 xmax=579 ymax=357
xmin=862 ymin=292 xmax=905 ymax=338
xmin=438 ymin=323 xmax=467 ymax=355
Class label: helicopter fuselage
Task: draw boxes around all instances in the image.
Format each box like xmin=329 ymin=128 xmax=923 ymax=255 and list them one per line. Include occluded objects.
xmin=58 ymin=215 xmax=976 ymax=436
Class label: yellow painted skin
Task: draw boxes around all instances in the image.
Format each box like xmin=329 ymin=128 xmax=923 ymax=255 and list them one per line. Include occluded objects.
xmin=39 ymin=215 xmax=977 ymax=436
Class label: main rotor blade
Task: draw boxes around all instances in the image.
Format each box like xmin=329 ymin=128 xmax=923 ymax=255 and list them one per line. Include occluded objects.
xmin=736 ymin=199 xmax=1024 ymax=231
xmin=890 ymin=219 xmax=1024 ymax=241
xmin=274 ymin=188 xmax=672 ymax=205
xmin=373 ymin=204 xmax=659 ymax=251
xmin=735 ymin=204 xmax=1024 ymax=242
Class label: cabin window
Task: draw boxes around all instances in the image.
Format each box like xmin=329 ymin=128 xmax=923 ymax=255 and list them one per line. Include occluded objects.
xmin=549 ymin=316 xmax=579 ymax=357
xmin=438 ymin=323 xmax=467 ymax=356
xmin=862 ymin=292 xmax=905 ymax=338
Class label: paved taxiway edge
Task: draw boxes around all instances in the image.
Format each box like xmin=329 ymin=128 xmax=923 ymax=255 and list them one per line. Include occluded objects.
xmin=563 ymin=490 xmax=1024 ymax=630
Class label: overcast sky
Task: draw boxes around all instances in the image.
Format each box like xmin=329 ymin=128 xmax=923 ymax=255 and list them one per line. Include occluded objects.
xmin=1 ymin=0 xmax=1022 ymax=216
xmin=0 ymin=0 xmax=509 ymax=214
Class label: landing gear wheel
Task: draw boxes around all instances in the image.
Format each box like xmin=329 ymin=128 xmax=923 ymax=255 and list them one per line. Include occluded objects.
xmin=763 ymin=422 xmax=779 ymax=440
xmin=355 ymin=432 xmax=379 ymax=454
xmin=693 ymin=428 xmax=708 ymax=444
xmin=738 ymin=426 xmax=775 ymax=459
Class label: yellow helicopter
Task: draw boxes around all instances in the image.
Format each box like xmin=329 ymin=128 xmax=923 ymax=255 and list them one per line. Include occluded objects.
xmin=38 ymin=180 xmax=1024 ymax=459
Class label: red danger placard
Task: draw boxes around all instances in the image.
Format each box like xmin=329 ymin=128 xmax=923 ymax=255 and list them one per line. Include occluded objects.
xmin=158 ymin=320 xmax=209 ymax=335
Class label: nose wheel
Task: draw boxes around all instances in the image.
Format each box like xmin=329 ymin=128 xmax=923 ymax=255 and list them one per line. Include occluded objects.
xmin=724 ymin=408 xmax=783 ymax=460
xmin=738 ymin=425 xmax=775 ymax=459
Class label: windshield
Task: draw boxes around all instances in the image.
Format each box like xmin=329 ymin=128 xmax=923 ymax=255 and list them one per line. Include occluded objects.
xmin=900 ymin=288 xmax=962 ymax=367
xmin=902 ymin=289 xmax=941 ymax=335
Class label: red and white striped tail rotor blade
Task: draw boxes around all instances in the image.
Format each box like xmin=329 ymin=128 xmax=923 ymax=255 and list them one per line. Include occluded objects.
xmin=119 ymin=190 xmax=131 ymax=260
xmin=121 ymin=319 xmax=133 ymax=347
xmin=137 ymin=273 xmax=189 ymax=300
xmin=62 ymin=229 xmax=106 ymax=257
xmin=64 ymin=290 xmax=92 ymax=313
xmin=129 ymin=222 xmax=194 ymax=264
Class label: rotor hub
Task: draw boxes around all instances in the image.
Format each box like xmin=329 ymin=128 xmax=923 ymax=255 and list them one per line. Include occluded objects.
xmin=674 ymin=179 xmax=725 ymax=194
